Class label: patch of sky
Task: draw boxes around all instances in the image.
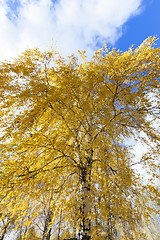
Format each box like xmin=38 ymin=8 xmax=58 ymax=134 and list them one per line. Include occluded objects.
xmin=6 ymin=0 xmax=21 ymax=21
xmin=115 ymin=0 xmax=160 ymax=51
xmin=86 ymin=33 xmax=104 ymax=50
xmin=51 ymin=0 xmax=59 ymax=4
xmin=50 ymin=0 xmax=59 ymax=11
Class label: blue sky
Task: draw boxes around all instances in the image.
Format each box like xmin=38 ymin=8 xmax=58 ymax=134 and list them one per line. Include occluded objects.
xmin=115 ymin=0 xmax=160 ymax=51
xmin=0 ymin=0 xmax=159 ymax=60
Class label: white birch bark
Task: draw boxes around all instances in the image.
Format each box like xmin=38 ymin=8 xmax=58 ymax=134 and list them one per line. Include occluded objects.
xmin=81 ymin=179 xmax=91 ymax=240
xmin=80 ymin=164 xmax=91 ymax=240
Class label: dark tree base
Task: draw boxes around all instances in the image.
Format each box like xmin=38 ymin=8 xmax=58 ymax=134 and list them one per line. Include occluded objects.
xmin=64 ymin=238 xmax=77 ymax=240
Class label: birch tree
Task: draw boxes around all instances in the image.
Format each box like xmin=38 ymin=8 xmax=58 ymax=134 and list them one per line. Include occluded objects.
xmin=0 ymin=37 xmax=160 ymax=240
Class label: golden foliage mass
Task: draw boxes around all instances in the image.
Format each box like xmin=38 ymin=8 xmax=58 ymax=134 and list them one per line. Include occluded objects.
xmin=0 ymin=37 xmax=160 ymax=239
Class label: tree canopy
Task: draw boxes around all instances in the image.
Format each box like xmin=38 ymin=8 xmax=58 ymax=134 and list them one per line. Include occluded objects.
xmin=0 ymin=37 xmax=160 ymax=240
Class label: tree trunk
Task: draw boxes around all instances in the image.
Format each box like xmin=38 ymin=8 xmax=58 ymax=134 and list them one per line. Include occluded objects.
xmin=0 ymin=221 xmax=9 ymax=240
xmin=80 ymin=162 xmax=91 ymax=240
xmin=57 ymin=209 xmax=62 ymax=240
xmin=81 ymin=179 xmax=91 ymax=240
xmin=42 ymin=210 xmax=52 ymax=240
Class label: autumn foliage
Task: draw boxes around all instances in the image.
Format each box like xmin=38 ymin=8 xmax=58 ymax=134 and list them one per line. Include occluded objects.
xmin=0 ymin=37 xmax=160 ymax=239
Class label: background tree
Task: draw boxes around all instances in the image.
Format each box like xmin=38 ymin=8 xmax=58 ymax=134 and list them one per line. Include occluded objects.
xmin=0 ymin=214 xmax=15 ymax=240
xmin=0 ymin=37 xmax=159 ymax=240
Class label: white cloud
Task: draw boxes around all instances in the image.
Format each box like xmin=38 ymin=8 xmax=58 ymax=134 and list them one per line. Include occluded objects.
xmin=0 ymin=0 xmax=142 ymax=60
